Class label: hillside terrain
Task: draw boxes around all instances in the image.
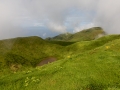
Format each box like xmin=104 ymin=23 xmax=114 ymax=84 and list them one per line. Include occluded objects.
xmin=0 ymin=33 xmax=120 ymax=89
xmin=46 ymin=27 xmax=105 ymax=41
xmin=0 ymin=36 xmax=65 ymax=70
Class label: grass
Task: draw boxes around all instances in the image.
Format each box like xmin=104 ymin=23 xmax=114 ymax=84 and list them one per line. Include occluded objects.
xmin=46 ymin=40 xmax=75 ymax=46
xmin=0 ymin=34 xmax=120 ymax=89
xmin=69 ymin=27 xmax=105 ymax=41
xmin=0 ymin=36 xmax=66 ymax=68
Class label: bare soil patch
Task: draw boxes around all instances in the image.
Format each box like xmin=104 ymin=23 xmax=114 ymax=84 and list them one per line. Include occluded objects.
xmin=37 ymin=57 xmax=57 ymax=66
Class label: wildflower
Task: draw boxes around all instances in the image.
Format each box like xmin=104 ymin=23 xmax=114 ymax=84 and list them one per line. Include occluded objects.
xmin=31 ymin=77 xmax=36 ymax=82
xmin=106 ymin=46 xmax=110 ymax=49
xmin=67 ymin=56 xmax=70 ymax=58
xmin=24 ymin=77 xmax=29 ymax=86
xmin=27 ymin=71 xmax=31 ymax=73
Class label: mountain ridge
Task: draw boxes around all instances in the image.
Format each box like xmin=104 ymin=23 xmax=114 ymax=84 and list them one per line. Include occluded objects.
xmin=46 ymin=27 xmax=106 ymax=41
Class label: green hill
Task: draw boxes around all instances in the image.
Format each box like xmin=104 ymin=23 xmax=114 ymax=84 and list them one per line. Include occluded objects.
xmin=0 ymin=36 xmax=67 ymax=71
xmin=46 ymin=27 xmax=105 ymax=42
xmin=1 ymin=34 xmax=120 ymax=89
xmin=46 ymin=32 xmax=72 ymax=41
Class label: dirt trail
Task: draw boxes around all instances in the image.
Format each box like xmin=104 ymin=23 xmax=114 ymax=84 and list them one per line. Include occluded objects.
xmin=37 ymin=57 xmax=57 ymax=66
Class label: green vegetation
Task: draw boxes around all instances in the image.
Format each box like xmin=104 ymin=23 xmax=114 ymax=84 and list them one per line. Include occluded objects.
xmin=0 ymin=34 xmax=120 ymax=90
xmin=46 ymin=32 xmax=72 ymax=41
xmin=46 ymin=27 xmax=105 ymax=41
xmin=0 ymin=36 xmax=66 ymax=69
xmin=46 ymin=40 xmax=75 ymax=46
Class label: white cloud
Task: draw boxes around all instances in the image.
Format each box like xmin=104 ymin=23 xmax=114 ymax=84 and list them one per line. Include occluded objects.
xmin=94 ymin=0 xmax=120 ymax=34
xmin=73 ymin=23 xmax=95 ymax=33
xmin=48 ymin=22 xmax=66 ymax=33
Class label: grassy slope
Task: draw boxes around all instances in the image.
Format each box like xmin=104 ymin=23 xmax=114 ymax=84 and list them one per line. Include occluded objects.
xmin=46 ymin=40 xmax=75 ymax=46
xmin=46 ymin=32 xmax=72 ymax=41
xmin=1 ymin=35 xmax=120 ymax=89
xmin=46 ymin=27 xmax=105 ymax=42
xmin=0 ymin=36 xmax=68 ymax=71
xmin=69 ymin=27 xmax=105 ymax=41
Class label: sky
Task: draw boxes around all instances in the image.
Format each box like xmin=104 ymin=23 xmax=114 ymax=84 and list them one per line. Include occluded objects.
xmin=0 ymin=0 xmax=120 ymax=39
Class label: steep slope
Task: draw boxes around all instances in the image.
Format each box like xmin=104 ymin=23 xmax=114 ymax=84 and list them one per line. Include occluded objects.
xmin=46 ymin=27 xmax=105 ymax=42
xmin=1 ymin=35 xmax=120 ymax=90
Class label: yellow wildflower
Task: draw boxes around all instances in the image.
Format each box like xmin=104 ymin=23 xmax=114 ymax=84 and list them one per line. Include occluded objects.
xmin=106 ymin=46 xmax=110 ymax=49
xmin=67 ymin=56 xmax=70 ymax=58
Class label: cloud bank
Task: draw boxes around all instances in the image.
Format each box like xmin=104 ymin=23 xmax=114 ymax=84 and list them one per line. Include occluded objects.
xmin=94 ymin=0 xmax=120 ymax=34
xmin=0 ymin=0 xmax=120 ymax=39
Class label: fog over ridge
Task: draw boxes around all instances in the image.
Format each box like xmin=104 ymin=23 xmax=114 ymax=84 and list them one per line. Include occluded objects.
xmin=0 ymin=0 xmax=120 ymax=39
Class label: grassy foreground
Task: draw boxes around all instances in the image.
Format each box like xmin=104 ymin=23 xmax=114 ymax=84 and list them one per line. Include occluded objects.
xmin=0 ymin=35 xmax=120 ymax=90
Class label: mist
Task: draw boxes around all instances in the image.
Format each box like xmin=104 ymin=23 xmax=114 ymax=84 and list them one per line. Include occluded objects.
xmin=94 ymin=0 xmax=120 ymax=34
xmin=0 ymin=0 xmax=120 ymax=39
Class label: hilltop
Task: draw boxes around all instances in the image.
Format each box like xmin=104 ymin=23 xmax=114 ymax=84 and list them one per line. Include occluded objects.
xmin=46 ymin=27 xmax=105 ymax=41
